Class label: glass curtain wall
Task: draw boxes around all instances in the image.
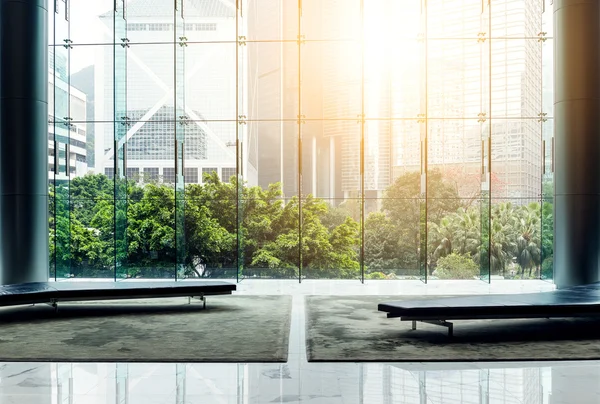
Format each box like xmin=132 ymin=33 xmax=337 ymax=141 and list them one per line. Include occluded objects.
xmin=48 ymin=0 xmax=554 ymax=283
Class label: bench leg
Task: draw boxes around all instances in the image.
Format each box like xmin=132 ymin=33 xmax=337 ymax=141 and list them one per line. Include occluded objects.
xmin=47 ymin=299 xmax=58 ymax=313
xmin=421 ymin=320 xmax=453 ymax=337
xmin=407 ymin=319 xmax=454 ymax=337
xmin=189 ymin=295 xmax=206 ymax=309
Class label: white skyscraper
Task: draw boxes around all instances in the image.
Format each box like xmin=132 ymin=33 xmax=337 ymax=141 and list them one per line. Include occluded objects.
xmin=94 ymin=0 xmax=257 ymax=185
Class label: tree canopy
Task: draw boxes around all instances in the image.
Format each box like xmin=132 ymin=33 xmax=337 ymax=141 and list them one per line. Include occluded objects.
xmin=50 ymin=170 xmax=553 ymax=280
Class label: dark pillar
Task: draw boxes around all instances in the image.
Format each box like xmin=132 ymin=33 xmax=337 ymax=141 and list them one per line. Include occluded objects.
xmin=0 ymin=0 xmax=49 ymax=284
xmin=554 ymin=0 xmax=600 ymax=288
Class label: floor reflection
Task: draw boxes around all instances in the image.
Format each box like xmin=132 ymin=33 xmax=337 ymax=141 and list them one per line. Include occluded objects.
xmin=0 ymin=361 xmax=598 ymax=404
xmin=0 ymin=280 xmax=582 ymax=403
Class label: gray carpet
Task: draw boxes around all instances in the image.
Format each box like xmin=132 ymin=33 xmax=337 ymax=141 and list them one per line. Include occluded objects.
xmin=305 ymin=295 xmax=600 ymax=362
xmin=0 ymin=295 xmax=291 ymax=362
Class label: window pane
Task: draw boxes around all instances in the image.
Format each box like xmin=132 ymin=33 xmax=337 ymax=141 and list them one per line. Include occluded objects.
xmin=491 ymin=0 xmax=543 ymax=39
xmin=44 ymin=0 xmax=554 ymax=286
xmin=491 ymin=39 xmax=542 ymax=118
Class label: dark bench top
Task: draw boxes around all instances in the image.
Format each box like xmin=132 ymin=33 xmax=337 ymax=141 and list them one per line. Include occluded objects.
xmin=0 ymin=281 xmax=236 ymax=307
xmin=378 ymin=283 xmax=600 ymax=320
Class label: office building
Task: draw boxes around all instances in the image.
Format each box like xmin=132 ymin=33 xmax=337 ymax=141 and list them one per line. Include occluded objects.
xmin=94 ymin=0 xmax=258 ymax=185
xmin=49 ymin=50 xmax=88 ymax=181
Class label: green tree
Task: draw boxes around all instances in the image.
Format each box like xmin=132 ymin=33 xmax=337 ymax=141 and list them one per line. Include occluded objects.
xmin=433 ymin=253 xmax=479 ymax=280
xmin=126 ymin=183 xmax=177 ymax=274
xmin=321 ymin=206 xmax=353 ymax=231
xmin=49 ymin=170 xmax=557 ymax=282
xmin=364 ymin=212 xmax=402 ymax=272
xmin=515 ymin=202 xmax=542 ymax=278
xmin=428 ymin=206 xmax=480 ymax=273
xmin=69 ymin=173 xmax=113 ymax=227
xmin=541 ymin=201 xmax=553 ymax=279
xmin=250 ymin=195 xmax=360 ymax=278
xmin=184 ymin=185 xmax=234 ymax=277
xmin=382 ymin=169 xmax=463 ymax=274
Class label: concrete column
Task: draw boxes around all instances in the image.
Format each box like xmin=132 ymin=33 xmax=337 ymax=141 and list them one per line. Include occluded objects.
xmin=0 ymin=0 xmax=49 ymax=284
xmin=554 ymin=0 xmax=600 ymax=288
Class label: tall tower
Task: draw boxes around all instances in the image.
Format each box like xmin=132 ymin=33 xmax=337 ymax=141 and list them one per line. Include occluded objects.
xmin=95 ymin=0 xmax=257 ymax=185
xmin=246 ymin=0 xmax=299 ymax=196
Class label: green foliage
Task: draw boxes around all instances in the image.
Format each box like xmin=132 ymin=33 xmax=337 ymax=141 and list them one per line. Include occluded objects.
xmin=381 ymin=169 xmax=463 ymax=275
xmin=434 ymin=253 xmax=479 ymax=280
xmin=428 ymin=206 xmax=480 ymax=272
xmin=366 ymin=272 xmax=386 ymax=280
xmin=48 ymin=170 xmax=555 ymax=281
xmin=364 ymin=212 xmax=402 ymax=271
xmin=69 ymin=174 xmax=114 ymax=226
xmin=541 ymin=256 xmax=553 ymax=280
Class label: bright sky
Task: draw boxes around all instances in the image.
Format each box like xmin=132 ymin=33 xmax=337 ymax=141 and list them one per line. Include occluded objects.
xmin=52 ymin=1 xmax=113 ymax=73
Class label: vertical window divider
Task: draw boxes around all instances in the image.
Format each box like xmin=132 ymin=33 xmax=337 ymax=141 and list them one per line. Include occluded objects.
xmin=66 ymin=143 xmax=70 ymax=177
xmin=487 ymin=136 xmax=491 ymax=174
xmin=551 ymin=137 xmax=554 ymax=173
xmin=54 ymin=141 xmax=59 ymax=174
xmin=487 ymin=1 xmax=493 ymax=282
xmin=123 ymin=142 xmax=127 ymax=179
xmin=360 ymin=0 xmax=365 ymax=284
xmin=114 ymin=140 xmax=118 ymax=177
xmin=482 ymin=140 xmax=485 ymax=174
xmin=423 ymin=0 xmax=429 ymax=283
xmin=235 ymin=1 xmax=241 ymax=282
xmin=174 ymin=140 xmax=178 ymax=177
xmin=297 ymin=2 xmax=303 ymax=283
xmin=542 ymin=139 xmax=546 ymax=175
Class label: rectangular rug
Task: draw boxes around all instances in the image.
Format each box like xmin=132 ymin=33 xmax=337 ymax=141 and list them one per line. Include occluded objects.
xmin=0 ymin=295 xmax=291 ymax=362
xmin=305 ymin=295 xmax=600 ymax=362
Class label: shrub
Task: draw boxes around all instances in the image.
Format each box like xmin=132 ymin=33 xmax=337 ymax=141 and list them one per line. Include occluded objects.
xmin=433 ymin=253 xmax=478 ymax=280
xmin=541 ymin=256 xmax=553 ymax=280
xmin=366 ymin=271 xmax=386 ymax=280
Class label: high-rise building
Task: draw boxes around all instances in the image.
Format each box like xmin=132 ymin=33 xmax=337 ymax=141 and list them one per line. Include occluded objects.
xmin=49 ymin=50 xmax=88 ymax=181
xmin=249 ymin=0 xmax=543 ymax=202
xmin=247 ymin=0 xmax=363 ymax=201
xmin=412 ymin=0 xmax=544 ymax=200
xmin=94 ymin=0 xmax=257 ymax=185
xmin=246 ymin=0 xmax=299 ymax=197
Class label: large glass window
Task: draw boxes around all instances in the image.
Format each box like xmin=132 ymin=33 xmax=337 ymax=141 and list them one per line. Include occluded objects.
xmin=48 ymin=0 xmax=553 ymax=284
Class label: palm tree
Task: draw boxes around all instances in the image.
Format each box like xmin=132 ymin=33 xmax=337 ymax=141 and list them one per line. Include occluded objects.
xmin=515 ymin=203 xmax=542 ymax=277
xmin=489 ymin=219 xmax=515 ymax=275
xmin=453 ymin=207 xmax=481 ymax=256
xmin=428 ymin=216 xmax=454 ymax=265
xmin=489 ymin=202 xmax=518 ymax=276
xmin=428 ymin=207 xmax=481 ymax=274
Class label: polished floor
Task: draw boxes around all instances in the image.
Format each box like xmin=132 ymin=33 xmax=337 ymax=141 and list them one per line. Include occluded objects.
xmin=2 ymin=280 xmax=597 ymax=404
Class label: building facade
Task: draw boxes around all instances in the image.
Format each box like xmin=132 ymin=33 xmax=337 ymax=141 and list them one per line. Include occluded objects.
xmin=94 ymin=0 xmax=257 ymax=186
xmin=49 ymin=50 xmax=88 ymax=182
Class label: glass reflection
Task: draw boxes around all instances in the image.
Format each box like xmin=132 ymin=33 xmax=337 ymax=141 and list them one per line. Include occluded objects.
xmin=2 ymin=361 xmax=598 ymax=403
xmin=47 ymin=0 xmax=551 ymax=284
